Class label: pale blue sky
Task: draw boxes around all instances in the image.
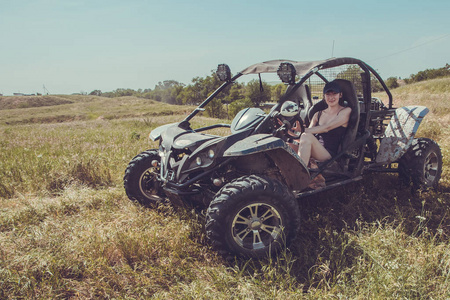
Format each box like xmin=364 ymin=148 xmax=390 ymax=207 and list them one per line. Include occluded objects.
xmin=1 ymin=0 xmax=449 ymax=95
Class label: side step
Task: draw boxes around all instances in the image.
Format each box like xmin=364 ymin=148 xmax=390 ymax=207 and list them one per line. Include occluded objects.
xmin=295 ymin=176 xmax=363 ymax=199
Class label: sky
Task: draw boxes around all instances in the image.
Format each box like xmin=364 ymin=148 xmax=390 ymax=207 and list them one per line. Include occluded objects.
xmin=1 ymin=0 xmax=449 ymax=96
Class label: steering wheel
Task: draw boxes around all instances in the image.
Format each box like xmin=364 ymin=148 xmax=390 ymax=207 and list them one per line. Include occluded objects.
xmin=274 ymin=113 xmax=305 ymax=141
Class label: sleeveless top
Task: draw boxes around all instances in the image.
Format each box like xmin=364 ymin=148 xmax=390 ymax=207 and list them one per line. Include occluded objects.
xmin=316 ymin=109 xmax=347 ymax=156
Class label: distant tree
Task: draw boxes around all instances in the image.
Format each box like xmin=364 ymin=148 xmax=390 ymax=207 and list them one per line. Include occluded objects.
xmin=228 ymin=97 xmax=253 ymax=118
xmin=224 ymin=83 xmax=244 ymax=104
xmin=246 ymin=79 xmax=271 ymax=106
xmin=370 ymin=75 xmax=384 ymax=92
xmin=178 ymin=71 xmax=226 ymax=107
xmin=89 ymin=90 xmax=102 ymax=96
xmin=336 ymin=65 xmax=384 ymax=92
xmin=336 ymin=65 xmax=363 ymax=91
xmin=385 ymin=77 xmax=399 ymax=89
xmin=177 ymin=76 xmax=208 ymax=105
xmin=205 ymin=98 xmax=226 ymax=118
xmin=271 ymin=83 xmax=286 ymax=101
xmin=114 ymin=88 xmax=135 ymax=97
xmin=408 ymin=64 xmax=450 ymax=83
xmin=149 ymin=80 xmax=185 ymax=104
xmin=101 ymin=91 xmax=114 ymax=98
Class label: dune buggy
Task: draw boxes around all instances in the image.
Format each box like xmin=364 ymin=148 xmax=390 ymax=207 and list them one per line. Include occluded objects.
xmin=124 ymin=57 xmax=442 ymax=258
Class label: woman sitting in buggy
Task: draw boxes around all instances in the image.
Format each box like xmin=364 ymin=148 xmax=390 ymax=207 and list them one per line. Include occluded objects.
xmin=297 ymin=80 xmax=352 ymax=165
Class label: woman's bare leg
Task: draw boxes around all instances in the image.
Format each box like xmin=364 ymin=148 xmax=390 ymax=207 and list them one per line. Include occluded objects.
xmin=298 ymin=133 xmax=332 ymax=165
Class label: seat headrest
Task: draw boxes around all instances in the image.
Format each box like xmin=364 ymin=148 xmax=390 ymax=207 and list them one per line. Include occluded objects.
xmin=332 ymin=79 xmax=358 ymax=110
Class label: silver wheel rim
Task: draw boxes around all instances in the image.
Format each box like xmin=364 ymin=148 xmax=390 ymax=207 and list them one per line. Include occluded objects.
xmin=231 ymin=203 xmax=283 ymax=250
xmin=139 ymin=167 xmax=162 ymax=200
xmin=424 ymin=151 xmax=439 ymax=185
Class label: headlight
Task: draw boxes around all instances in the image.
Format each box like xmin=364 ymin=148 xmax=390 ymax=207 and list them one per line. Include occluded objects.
xmin=277 ymin=62 xmax=296 ymax=84
xmin=189 ymin=147 xmax=217 ymax=170
xmin=216 ymin=64 xmax=232 ymax=82
xmin=208 ymin=149 xmax=215 ymax=159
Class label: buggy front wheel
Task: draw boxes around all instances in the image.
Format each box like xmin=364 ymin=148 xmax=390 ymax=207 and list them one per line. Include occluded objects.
xmin=205 ymin=175 xmax=300 ymax=258
xmin=123 ymin=150 xmax=165 ymax=206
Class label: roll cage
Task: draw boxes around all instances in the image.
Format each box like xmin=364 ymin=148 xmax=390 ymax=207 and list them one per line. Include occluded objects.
xmin=181 ymin=57 xmax=397 ymax=186
xmin=184 ymin=57 xmax=393 ymax=128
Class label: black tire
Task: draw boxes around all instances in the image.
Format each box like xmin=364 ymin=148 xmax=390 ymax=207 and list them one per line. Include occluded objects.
xmin=399 ymin=138 xmax=442 ymax=190
xmin=123 ymin=150 xmax=165 ymax=205
xmin=205 ymin=175 xmax=300 ymax=258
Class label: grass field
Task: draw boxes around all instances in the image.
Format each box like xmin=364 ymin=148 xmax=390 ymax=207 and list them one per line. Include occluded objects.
xmin=0 ymin=78 xmax=449 ymax=299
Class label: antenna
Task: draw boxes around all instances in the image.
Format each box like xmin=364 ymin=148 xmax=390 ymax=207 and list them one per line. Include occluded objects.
xmin=331 ymin=40 xmax=335 ymax=58
xmin=43 ymin=85 xmax=49 ymax=95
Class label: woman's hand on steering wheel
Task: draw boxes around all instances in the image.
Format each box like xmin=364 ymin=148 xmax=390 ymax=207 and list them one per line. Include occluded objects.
xmin=289 ymin=119 xmax=303 ymax=139
xmin=275 ymin=114 xmax=304 ymax=140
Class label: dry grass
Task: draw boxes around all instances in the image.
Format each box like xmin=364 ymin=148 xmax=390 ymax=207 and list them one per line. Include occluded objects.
xmin=0 ymin=95 xmax=194 ymax=125
xmin=0 ymin=82 xmax=449 ymax=299
xmin=0 ymin=95 xmax=74 ymax=110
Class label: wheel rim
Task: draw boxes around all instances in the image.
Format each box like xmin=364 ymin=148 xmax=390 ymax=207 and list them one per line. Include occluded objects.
xmin=424 ymin=151 xmax=439 ymax=184
xmin=139 ymin=167 xmax=162 ymax=200
xmin=231 ymin=203 xmax=283 ymax=250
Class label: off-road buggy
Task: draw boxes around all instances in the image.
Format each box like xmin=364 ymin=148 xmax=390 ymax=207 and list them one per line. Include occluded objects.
xmin=124 ymin=57 xmax=443 ymax=258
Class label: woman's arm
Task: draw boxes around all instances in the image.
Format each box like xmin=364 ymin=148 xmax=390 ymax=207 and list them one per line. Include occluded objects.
xmin=309 ymin=112 xmax=318 ymax=128
xmin=305 ymin=107 xmax=351 ymax=134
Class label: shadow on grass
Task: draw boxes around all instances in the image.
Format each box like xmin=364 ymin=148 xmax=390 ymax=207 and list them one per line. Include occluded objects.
xmin=287 ymin=173 xmax=450 ymax=287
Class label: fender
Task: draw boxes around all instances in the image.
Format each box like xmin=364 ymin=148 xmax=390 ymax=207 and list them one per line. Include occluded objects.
xmin=224 ymin=134 xmax=286 ymax=156
xmin=376 ymin=106 xmax=429 ymax=164
xmin=224 ymin=134 xmax=310 ymax=191
xmin=149 ymin=123 xmax=178 ymax=141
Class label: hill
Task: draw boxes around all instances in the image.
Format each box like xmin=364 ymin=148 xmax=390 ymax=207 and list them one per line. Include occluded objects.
xmin=0 ymin=95 xmax=194 ymax=125
xmin=0 ymin=79 xmax=449 ymax=298
xmin=0 ymin=95 xmax=74 ymax=110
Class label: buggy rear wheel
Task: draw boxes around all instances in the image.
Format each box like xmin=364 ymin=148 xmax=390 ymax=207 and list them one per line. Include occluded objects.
xmin=205 ymin=175 xmax=300 ymax=258
xmin=399 ymin=138 xmax=442 ymax=190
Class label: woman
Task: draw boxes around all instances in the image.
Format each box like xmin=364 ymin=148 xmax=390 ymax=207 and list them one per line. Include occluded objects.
xmin=297 ymin=80 xmax=351 ymax=166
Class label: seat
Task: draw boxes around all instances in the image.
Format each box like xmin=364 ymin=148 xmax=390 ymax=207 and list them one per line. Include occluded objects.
xmin=307 ymin=79 xmax=360 ymax=155
xmin=333 ymin=79 xmax=360 ymax=154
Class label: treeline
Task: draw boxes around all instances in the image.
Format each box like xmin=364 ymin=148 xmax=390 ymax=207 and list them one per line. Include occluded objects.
xmin=90 ymin=71 xmax=286 ymax=119
xmin=385 ymin=63 xmax=450 ymax=89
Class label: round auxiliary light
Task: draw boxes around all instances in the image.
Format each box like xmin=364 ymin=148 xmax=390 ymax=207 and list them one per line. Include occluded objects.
xmin=196 ymin=157 xmax=202 ymax=166
xmin=277 ymin=62 xmax=296 ymax=84
xmin=208 ymin=149 xmax=215 ymax=159
xmin=216 ymin=64 xmax=232 ymax=82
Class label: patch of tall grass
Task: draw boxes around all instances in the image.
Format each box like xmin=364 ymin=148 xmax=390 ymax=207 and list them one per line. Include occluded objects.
xmin=0 ymin=121 xmax=124 ymax=198
xmin=0 ymin=187 xmax=225 ymax=298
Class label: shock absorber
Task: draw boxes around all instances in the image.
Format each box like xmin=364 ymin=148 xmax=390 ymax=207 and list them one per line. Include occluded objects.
xmin=366 ymin=136 xmax=378 ymax=160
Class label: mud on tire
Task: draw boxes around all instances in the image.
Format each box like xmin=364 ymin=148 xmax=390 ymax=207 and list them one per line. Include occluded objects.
xmin=205 ymin=175 xmax=300 ymax=258
xmin=399 ymin=138 xmax=442 ymax=190
xmin=123 ymin=149 xmax=165 ymax=206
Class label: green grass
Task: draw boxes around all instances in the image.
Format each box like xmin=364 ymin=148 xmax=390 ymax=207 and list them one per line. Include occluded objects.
xmin=0 ymin=83 xmax=449 ymax=299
